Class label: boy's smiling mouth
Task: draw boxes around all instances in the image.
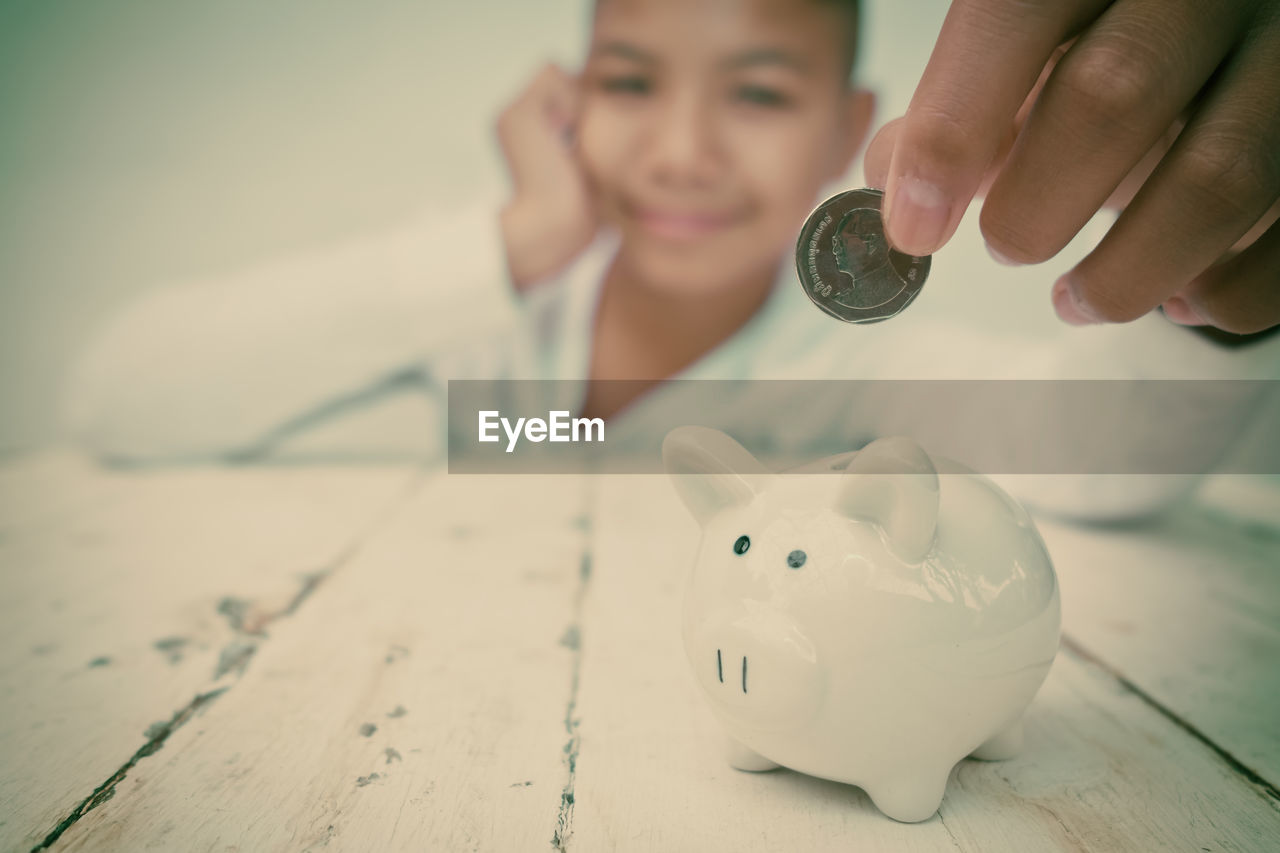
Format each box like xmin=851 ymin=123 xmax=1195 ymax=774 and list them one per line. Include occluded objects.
xmin=628 ymin=202 xmax=746 ymax=241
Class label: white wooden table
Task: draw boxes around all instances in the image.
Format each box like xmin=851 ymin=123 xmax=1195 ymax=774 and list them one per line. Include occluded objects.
xmin=2 ymin=453 xmax=1278 ymax=852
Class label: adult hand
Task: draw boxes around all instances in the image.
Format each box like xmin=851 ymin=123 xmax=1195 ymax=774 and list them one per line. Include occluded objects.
xmin=864 ymin=0 xmax=1280 ymax=333
xmin=497 ymin=64 xmax=598 ymax=290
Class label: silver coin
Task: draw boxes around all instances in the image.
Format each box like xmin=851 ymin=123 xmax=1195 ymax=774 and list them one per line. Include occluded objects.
xmin=795 ymin=188 xmax=930 ymax=324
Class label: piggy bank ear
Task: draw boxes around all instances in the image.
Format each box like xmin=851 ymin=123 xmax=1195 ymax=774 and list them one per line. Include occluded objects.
xmin=663 ymin=427 xmax=768 ymax=525
xmin=834 ymin=436 xmax=939 ymax=563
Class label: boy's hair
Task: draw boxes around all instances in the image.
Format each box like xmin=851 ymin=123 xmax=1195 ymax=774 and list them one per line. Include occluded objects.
xmin=589 ymin=0 xmax=862 ymax=83
xmin=817 ymin=0 xmax=862 ymax=84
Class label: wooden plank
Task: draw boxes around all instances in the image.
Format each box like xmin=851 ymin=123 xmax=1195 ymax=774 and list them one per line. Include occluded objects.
xmin=47 ymin=474 xmax=590 ymax=853
xmin=1039 ymin=475 xmax=1280 ymax=788
xmin=568 ymin=475 xmax=1280 ymax=852
xmin=0 ymin=457 xmax=416 ymax=852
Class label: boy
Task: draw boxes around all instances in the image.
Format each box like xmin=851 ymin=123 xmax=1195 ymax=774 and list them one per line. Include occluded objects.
xmin=499 ymin=0 xmax=873 ymax=420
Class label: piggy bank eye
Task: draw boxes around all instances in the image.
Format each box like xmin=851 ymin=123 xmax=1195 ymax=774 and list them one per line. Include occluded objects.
xmin=732 ymin=535 xmax=750 ymax=555
xmin=786 ymin=549 xmax=806 ymax=569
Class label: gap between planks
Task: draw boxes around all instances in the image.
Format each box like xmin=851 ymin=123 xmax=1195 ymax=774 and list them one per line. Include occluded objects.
xmin=553 ymin=534 xmax=593 ymax=852
xmin=26 ymin=466 xmax=431 ymax=853
xmin=552 ymin=477 xmax=599 ymax=852
xmin=1058 ymin=633 xmax=1280 ymax=808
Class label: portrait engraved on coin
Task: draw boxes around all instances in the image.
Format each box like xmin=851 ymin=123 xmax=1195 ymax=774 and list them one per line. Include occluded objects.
xmin=795 ymin=188 xmax=930 ymax=324
xmin=832 ymin=207 xmax=899 ymax=308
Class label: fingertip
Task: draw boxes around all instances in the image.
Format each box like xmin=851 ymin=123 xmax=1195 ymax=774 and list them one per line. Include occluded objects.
xmin=862 ymin=118 xmax=903 ymax=190
xmin=1161 ymin=295 xmax=1209 ymax=326
xmin=985 ymin=242 xmax=1023 ymax=267
xmin=864 ymin=159 xmax=888 ymax=192
xmin=1051 ymin=276 xmax=1099 ymax=326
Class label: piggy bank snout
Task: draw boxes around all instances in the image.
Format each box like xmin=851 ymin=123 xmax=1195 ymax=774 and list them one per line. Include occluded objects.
xmin=690 ymin=615 xmax=825 ymax=730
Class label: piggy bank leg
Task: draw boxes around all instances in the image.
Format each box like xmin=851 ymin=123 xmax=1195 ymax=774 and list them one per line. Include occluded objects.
xmin=724 ymin=737 xmax=780 ymax=772
xmin=865 ymin=768 xmax=950 ymax=823
xmin=970 ymin=718 xmax=1024 ymax=761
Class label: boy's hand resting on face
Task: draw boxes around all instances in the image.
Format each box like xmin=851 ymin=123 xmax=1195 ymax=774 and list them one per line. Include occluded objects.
xmin=864 ymin=0 xmax=1280 ymax=334
xmin=498 ymin=64 xmax=598 ymax=291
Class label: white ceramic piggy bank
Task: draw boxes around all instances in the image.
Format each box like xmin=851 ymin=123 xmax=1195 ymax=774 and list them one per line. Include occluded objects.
xmin=663 ymin=427 xmax=1061 ymax=822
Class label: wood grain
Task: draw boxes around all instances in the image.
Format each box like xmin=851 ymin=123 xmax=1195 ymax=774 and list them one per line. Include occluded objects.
xmin=1040 ymin=477 xmax=1280 ymax=789
xmin=44 ymin=474 xmax=589 ymax=853
xmin=0 ymin=455 xmax=415 ymax=851
xmin=4 ymin=461 xmax=1278 ymax=852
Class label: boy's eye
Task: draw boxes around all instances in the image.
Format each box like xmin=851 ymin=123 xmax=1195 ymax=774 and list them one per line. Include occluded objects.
xmin=600 ymin=75 xmax=652 ymax=96
xmin=735 ymin=85 xmax=790 ymax=107
xmin=733 ymin=535 xmax=750 ymax=555
xmin=786 ymin=550 xmax=806 ymax=569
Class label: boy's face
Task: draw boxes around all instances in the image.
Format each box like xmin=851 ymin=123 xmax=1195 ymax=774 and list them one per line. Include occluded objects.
xmin=579 ymin=0 xmax=872 ymax=296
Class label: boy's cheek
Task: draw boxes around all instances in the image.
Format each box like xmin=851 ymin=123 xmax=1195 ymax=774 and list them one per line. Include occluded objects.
xmin=572 ymin=111 xmax=632 ymax=228
xmin=740 ymin=149 xmax=829 ymax=220
xmin=592 ymin=190 xmax=624 ymax=230
xmin=734 ymin=121 xmax=838 ymax=184
xmin=575 ymin=105 xmax=628 ymax=183
xmin=579 ymin=155 xmax=623 ymax=227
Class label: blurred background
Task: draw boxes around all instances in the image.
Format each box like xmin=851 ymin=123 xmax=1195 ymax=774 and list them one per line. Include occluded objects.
xmin=1 ymin=0 xmax=1084 ymax=455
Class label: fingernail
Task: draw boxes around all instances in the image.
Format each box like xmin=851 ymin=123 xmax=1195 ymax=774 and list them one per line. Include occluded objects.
xmin=1052 ymin=276 xmax=1097 ymax=326
xmin=1162 ymin=296 xmax=1208 ymax=326
xmin=985 ymin=242 xmax=1022 ymax=267
xmin=889 ymin=176 xmax=951 ymax=255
